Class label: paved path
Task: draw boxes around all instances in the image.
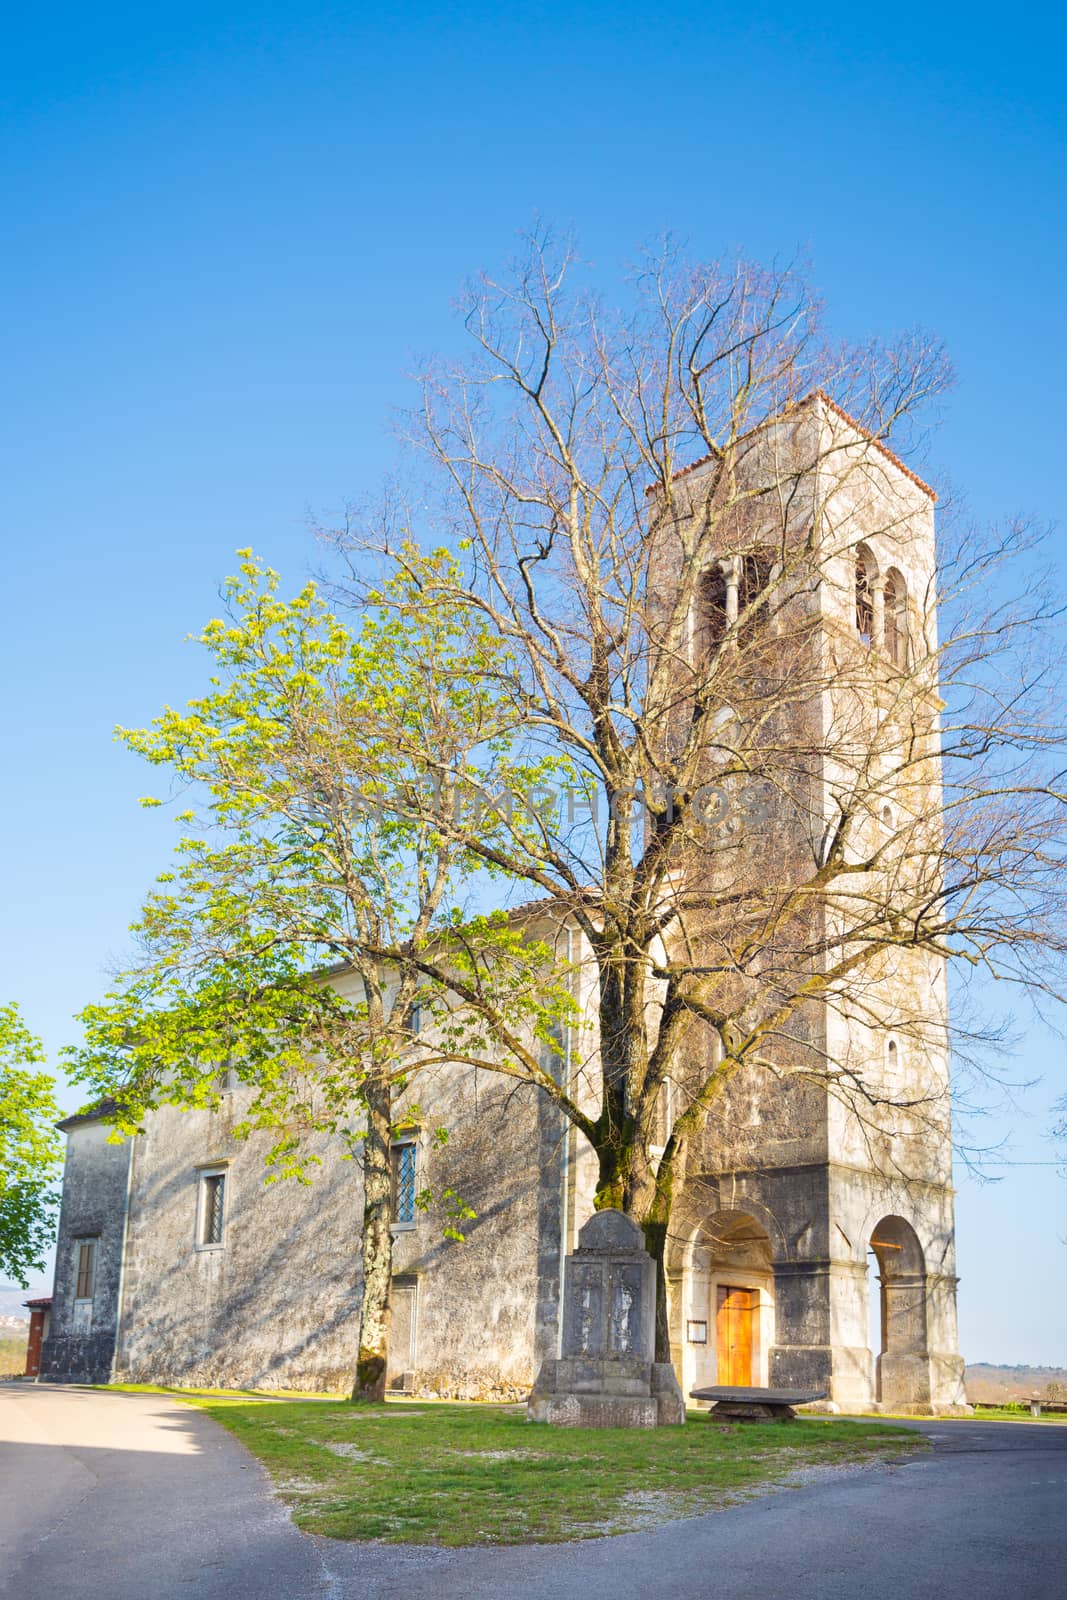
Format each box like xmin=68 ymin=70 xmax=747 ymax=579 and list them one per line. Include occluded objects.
xmin=2 ymin=1385 xmax=1065 ymax=1600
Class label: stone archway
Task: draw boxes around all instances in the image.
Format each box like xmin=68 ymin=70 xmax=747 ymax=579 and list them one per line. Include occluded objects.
xmin=679 ymin=1211 xmax=775 ymax=1400
xmin=870 ymin=1215 xmax=932 ymax=1408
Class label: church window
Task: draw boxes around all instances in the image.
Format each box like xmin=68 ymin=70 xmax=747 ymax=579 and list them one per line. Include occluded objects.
xmin=701 ymin=551 xmax=774 ymax=650
xmin=72 ymin=1238 xmax=97 ymax=1333
xmin=884 ymin=568 xmax=908 ymax=668
xmin=702 ymin=564 xmax=729 ymax=649
xmin=197 ymin=1169 xmax=227 ymax=1248
xmin=887 ymin=1038 xmax=900 ymax=1076
xmin=74 ymin=1238 xmax=96 ymax=1301
xmin=738 ymin=551 xmax=773 ymax=620
xmin=391 ymin=1140 xmax=417 ymax=1228
xmin=215 ymin=1061 xmax=238 ymax=1094
xmin=855 ymin=550 xmax=875 ymax=644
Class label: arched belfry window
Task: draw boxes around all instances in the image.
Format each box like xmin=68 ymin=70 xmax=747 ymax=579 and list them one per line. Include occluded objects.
xmin=855 ymin=547 xmax=876 ymax=645
xmin=701 ymin=551 xmax=774 ymax=651
xmin=702 ymin=564 xmax=729 ymax=650
xmin=884 ymin=568 xmax=908 ymax=668
xmin=738 ymin=551 xmax=774 ymax=624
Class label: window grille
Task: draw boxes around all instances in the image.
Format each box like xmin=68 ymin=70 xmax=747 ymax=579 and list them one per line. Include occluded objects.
xmin=392 ymin=1142 xmax=417 ymax=1226
xmin=200 ymin=1172 xmax=226 ymax=1246
xmin=856 ymin=556 xmax=874 ymax=643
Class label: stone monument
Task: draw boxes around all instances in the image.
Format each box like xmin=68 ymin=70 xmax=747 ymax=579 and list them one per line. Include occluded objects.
xmin=527 ymin=1209 xmax=685 ymax=1426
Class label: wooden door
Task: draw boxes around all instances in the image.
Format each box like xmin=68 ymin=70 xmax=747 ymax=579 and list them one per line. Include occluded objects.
xmin=24 ymin=1310 xmax=44 ymax=1377
xmin=716 ymin=1285 xmax=757 ymax=1386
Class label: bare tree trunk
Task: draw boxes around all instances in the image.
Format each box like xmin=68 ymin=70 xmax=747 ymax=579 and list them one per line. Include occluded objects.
xmin=641 ymin=1216 xmax=672 ymax=1363
xmin=593 ymin=1141 xmax=675 ymax=1363
xmin=351 ymin=1074 xmax=393 ymax=1402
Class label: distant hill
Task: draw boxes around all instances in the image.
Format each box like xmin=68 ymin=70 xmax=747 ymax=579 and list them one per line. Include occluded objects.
xmin=966 ymin=1364 xmax=1067 ymax=1402
xmin=0 ymin=1286 xmax=48 ymax=1323
xmin=0 ymin=1284 xmax=1061 ymax=1400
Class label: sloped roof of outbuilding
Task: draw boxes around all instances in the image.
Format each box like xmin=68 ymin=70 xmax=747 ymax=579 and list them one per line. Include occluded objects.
xmin=57 ymin=1096 xmax=125 ymax=1132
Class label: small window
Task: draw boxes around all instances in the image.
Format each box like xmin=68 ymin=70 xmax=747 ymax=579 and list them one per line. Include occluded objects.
xmin=887 ymin=1039 xmax=900 ymax=1076
xmin=198 ymin=1170 xmax=227 ymax=1247
xmin=391 ymin=1141 xmax=417 ymax=1228
xmin=216 ymin=1061 xmax=238 ymax=1094
xmin=74 ymin=1238 xmax=96 ymax=1300
xmin=72 ymin=1238 xmax=97 ymax=1333
xmin=408 ymin=1001 xmax=422 ymax=1036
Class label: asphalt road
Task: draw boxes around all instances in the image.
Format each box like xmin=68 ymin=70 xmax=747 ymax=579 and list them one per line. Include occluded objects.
xmin=2 ymin=1383 xmax=1064 ymax=1600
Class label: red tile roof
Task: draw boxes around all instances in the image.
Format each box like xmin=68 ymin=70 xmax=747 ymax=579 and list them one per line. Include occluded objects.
xmin=811 ymin=389 xmax=937 ymax=502
xmin=649 ymin=389 xmax=937 ymax=502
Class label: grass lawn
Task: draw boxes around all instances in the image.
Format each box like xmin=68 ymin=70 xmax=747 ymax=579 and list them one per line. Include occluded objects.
xmin=170 ymin=1392 xmax=918 ymax=1546
xmin=970 ymin=1403 xmax=1067 ymax=1424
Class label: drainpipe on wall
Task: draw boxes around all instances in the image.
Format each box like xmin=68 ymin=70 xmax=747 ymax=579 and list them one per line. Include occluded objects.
xmin=557 ymin=922 xmax=574 ymax=1355
xmin=109 ymin=1130 xmax=138 ymax=1381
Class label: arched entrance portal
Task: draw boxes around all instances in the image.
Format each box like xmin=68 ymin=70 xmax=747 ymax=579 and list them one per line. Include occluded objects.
xmin=681 ymin=1212 xmax=774 ymax=1399
xmin=869 ymin=1215 xmax=932 ymax=1408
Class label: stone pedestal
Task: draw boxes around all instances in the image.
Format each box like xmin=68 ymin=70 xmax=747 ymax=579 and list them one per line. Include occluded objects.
xmin=527 ymin=1210 xmax=685 ymax=1427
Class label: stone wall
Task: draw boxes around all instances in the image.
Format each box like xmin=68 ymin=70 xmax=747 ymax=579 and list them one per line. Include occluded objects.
xmin=105 ymin=1061 xmax=561 ymax=1397
xmin=40 ymin=1119 xmax=132 ymax=1384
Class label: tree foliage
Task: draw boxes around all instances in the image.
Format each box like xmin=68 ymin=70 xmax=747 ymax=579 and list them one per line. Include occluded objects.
xmin=0 ymin=1002 xmax=61 ymax=1288
xmin=69 ymin=551 xmax=575 ymax=1396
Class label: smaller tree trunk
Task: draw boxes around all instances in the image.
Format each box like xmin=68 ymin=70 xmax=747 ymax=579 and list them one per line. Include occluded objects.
xmin=351 ymin=1076 xmax=393 ymax=1402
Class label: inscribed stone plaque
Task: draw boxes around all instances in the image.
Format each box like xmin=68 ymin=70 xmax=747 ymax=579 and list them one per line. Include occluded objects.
xmin=565 ymin=1261 xmax=605 ymax=1356
xmin=608 ymin=1262 xmax=644 ymax=1354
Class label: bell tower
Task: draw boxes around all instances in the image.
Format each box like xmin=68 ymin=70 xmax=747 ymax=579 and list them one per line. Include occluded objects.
xmin=658 ymin=393 xmax=968 ymax=1413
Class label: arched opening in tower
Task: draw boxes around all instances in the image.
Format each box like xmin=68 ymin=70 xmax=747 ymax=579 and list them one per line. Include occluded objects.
xmin=680 ymin=1210 xmax=774 ymax=1398
xmin=868 ymin=1214 xmax=932 ymax=1407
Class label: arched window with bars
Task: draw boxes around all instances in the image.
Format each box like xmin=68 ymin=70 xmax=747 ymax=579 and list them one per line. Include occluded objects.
xmin=884 ymin=568 xmax=908 ymax=667
xmin=855 ymin=546 xmax=876 ymax=645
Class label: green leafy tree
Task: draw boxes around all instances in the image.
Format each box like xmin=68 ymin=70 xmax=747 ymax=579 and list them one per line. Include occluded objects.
xmin=0 ymin=1003 xmax=61 ymax=1287
xmin=70 ymin=551 xmax=575 ymax=1400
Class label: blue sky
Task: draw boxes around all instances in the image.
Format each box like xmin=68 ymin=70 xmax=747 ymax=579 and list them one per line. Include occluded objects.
xmin=2 ymin=2 xmax=1065 ymax=1362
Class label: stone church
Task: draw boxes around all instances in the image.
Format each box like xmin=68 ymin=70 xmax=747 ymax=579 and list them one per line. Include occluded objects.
xmin=40 ymin=397 xmax=969 ymax=1414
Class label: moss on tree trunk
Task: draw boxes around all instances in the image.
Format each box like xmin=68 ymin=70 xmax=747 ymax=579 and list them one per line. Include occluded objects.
xmin=350 ymin=1075 xmax=393 ymax=1403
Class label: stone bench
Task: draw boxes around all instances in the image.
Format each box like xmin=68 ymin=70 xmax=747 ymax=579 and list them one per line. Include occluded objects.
xmin=1028 ymin=1399 xmax=1067 ymax=1417
xmin=690 ymin=1385 xmax=828 ymax=1422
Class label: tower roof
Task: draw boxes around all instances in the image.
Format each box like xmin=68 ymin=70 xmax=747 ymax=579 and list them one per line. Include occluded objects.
xmin=655 ymin=389 xmax=937 ymax=502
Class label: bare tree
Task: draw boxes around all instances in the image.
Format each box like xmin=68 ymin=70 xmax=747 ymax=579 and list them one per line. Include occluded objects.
xmin=326 ymin=231 xmax=1067 ymax=1357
